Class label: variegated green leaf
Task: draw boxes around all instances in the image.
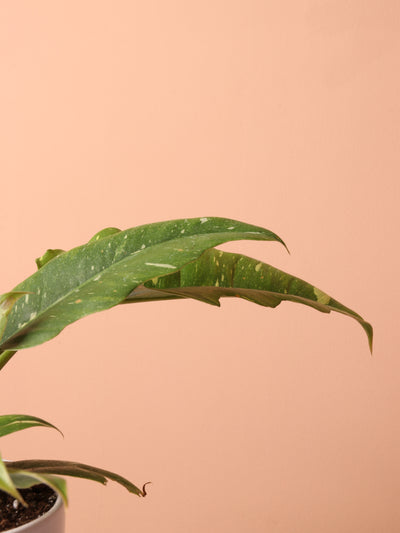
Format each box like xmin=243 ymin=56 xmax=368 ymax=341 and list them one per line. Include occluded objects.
xmin=126 ymin=249 xmax=373 ymax=352
xmin=0 ymin=218 xmax=285 ymax=352
xmin=0 ymin=414 xmax=62 ymax=438
xmin=6 ymin=459 xmax=145 ymax=498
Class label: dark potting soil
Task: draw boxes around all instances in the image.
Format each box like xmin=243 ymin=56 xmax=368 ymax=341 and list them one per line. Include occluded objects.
xmin=0 ymin=484 xmax=57 ymax=531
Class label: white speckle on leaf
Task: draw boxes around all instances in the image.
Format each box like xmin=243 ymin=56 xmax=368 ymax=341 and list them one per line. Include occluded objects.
xmin=94 ymin=275 xmax=101 ymax=281
xmin=30 ymin=312 xmax=37 ymax=320
xmin=37 ymin=289 xmax=41 ymax=295
xmin=200 ymin=218 xmax=208 ymax=224
xmin=255 ymin=263 xmax=262 ymax=272
xmin=221 ymin=274 xmax=225 ymax=282
xmin=245 ymin=231 xmax=261 ymax=235
xmin=141 ymin=244 xmax=146 ymax=249
xmin=124 ymin=235 xmax=128 ymax=239
xmin=91 ymin=266 xmax=95 ymax=271
xmin=215 ymin=279 xmax=220 ymax=287
xmin=145 ymin=262 xmax=177 ymax=269
xmin=25 ymin=295 xmax=29 ymax=303
xmin=181 ymin=229 xmax=185 ymax=234
xmin=227 ymin=226 xmax=235 ymax=230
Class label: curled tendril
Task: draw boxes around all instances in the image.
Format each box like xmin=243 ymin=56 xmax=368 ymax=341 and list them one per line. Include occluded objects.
xmin=142 ymin=482 xmax=152 ymax=497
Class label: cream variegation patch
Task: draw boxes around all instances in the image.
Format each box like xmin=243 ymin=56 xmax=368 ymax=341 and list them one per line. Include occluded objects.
xmin=313 ymin=287 xmax=330 ymax=305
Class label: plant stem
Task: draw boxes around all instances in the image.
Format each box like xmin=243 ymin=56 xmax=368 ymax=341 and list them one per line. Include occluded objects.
xmin=0 ymin=351 xmax=17 ymax=372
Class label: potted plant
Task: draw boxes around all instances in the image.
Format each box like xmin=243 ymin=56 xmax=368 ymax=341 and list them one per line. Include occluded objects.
xmin=0 ymin=217 xmax=372 ymax=531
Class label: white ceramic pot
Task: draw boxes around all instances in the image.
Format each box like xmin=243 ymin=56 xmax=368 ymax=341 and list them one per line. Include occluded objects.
xmin=7 ymin=494 xmax=64 ymax=533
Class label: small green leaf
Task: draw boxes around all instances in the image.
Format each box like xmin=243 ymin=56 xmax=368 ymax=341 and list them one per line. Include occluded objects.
xmin=0 ymin=454 xmax=25 ymax=505
xmin=0 ymin=414 xmax=62 ymax=438
xmin=88 ymin=227 xmax=122 ymax=243
xmin=35 ymin=249 xmax=65 ymax=269
xmin=6 ymin=459 xmax=145 ymax=497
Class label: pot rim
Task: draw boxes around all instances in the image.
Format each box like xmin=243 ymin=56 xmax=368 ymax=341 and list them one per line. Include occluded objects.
xmin=6 ymin=493 xmax=63 ymax=532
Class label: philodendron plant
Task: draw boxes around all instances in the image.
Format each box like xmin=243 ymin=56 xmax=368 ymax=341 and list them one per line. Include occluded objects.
xmin=0 ymin=217 xmax=373 ymax=507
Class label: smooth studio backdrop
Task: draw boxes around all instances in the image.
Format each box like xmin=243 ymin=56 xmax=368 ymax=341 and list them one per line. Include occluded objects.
xmin=0 ymin=2 xmax=399 ymax=532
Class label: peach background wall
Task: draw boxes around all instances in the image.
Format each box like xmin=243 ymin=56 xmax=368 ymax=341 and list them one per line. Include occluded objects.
xmin=0 ymin=2 xmax=399 ymax=532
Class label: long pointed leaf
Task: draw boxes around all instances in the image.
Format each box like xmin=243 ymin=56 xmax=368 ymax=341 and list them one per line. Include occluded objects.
xmin=126 ymin=249 xmax=373 ymax=351
xmin=0 ymin=414 xmax=62 ymax=438
xmin=6 ymin=459 xmax=145 ymax=497
xmin=0 ymin=218 xmax=285 ymax=351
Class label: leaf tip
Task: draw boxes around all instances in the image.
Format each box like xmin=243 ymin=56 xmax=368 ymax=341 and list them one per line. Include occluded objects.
xmin=358 ymin=319 xmax=373 ymax=355
xmin=141 ymin=481 xmax=152 ymax=497
xmin=282 ymin=241 xmax=290 ymax=255
xmin=366 ymin=323 xmax=374 ymax=355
